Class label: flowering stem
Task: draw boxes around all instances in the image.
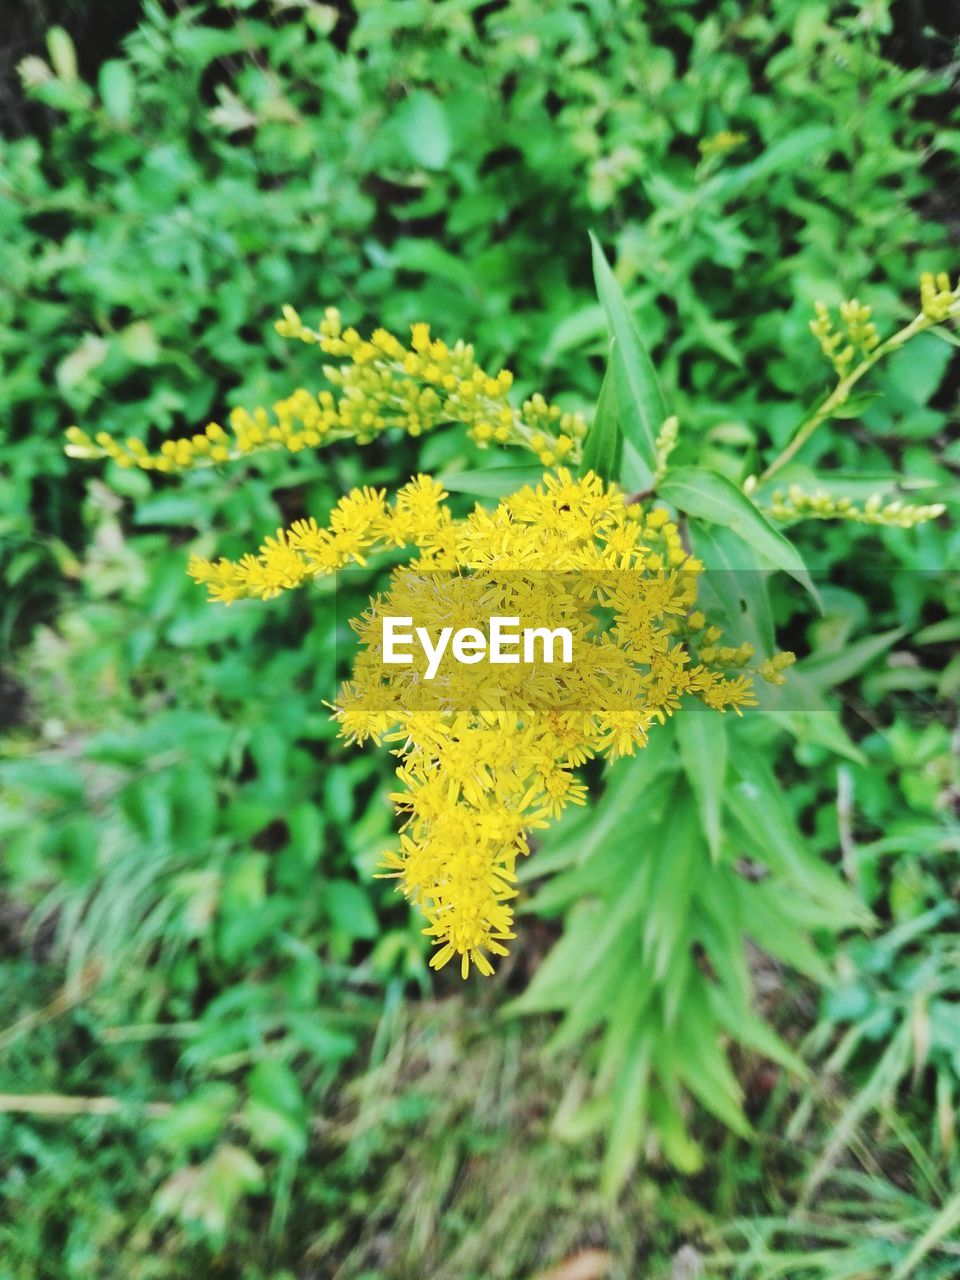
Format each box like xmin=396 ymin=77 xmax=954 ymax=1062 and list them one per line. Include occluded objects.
xmin=757 ymin=309 xmax=932 ymax=488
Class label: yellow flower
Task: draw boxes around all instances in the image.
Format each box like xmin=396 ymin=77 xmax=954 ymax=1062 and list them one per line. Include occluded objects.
xmin=67 ymin=308 xmax=587 ymax=473
xmin=205 ymin=467 xmax=764 ymax=979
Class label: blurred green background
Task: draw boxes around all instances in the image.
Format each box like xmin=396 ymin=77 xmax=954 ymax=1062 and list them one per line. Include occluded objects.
xmin=1 ymin=2 xmax=959 ymax=1277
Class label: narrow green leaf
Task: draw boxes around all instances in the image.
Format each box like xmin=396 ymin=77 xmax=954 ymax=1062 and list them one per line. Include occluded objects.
xmin=796 ymin=626 xmax=907 ymax=692
xmin=891 ymin=1188 xmax=960 ymax=1280
xmin=676 ymin=703 xmax=727 ymax=861
xmin=589 ymin=231 xmax=667 ymax=471
xmin=439 ymin=466 xmax=544 ymax=498
xmin=914 ymin=617 xmax=960 ymax=645
xmin=728 ymin=753 xmax=869 ymax=926
xmin=580 ymin=361 xmax=622 ymax=481
xmin=659 ymin=466 xmax=820 ymax=606
xmin=601 ymin=1026 xmax=652 ymax=1197
xmin=702 ymin=125 xmax=834 ymax=200
xmin=648 ymin=1086 xmax=703 ymax=1174
xmin=829 ymin=389 xmax=882 ymax=420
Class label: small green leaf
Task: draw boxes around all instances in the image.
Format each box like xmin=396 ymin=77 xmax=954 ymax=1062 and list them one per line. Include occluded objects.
xmin=325 ymin=879 xmax=378 ymax=940
xmin=589 ymin=231 xmax=667 ymax=472
xmin=830 ymin=389 xmax=882 ymax=420
xmin=46 ymin=26 xmax=78 ymax=81
xmin=393 ymin=91 xmax=452 ymax=170
xmin=579 ymin=362 xmax=622 ymax=481
xmin=98 ymin=59 xmax=135 ymax=122
xmin=914 ymin=617 xmax=960 ymax=645
xmin=118 ymin=320 xmax=160 ymax=365
xmin=154 ymin=1084 xmax=237 ymax=1151
xmin=658 ymin=466 xmax=820 ymax=606
xmin=247 ymin=1060 xmax=304 ymax=1116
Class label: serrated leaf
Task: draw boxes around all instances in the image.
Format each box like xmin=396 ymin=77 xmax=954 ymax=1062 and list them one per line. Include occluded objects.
xmin=589 ymin=231 xmax=667 ymax=472
xmin=658 ymin=466 xmax=820 ymax=607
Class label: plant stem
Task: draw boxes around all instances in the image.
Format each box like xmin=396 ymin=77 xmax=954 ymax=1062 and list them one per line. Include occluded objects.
xmin=757 ymin=310 xmax=932 ymax=487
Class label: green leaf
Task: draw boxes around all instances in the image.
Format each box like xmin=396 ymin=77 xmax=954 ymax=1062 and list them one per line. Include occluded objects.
xmin=247 ymin=1060 xmax=304 ymax=1116
xmin=689 ymin=522 xmax=776 ymax=656
xmin=728 ymin=753 xmax=868 ymax=927
xmin=676 ymin=703 xmax=727 ymax=861
xmin=98 ymin=59 xmax=135 ymax=122
xmin=589 ymin=231 xmax=667 ymax=472
xmin=324 ymin=879 xmax=378 ymax=940
xmin=703 ymin=125 xmax=834 ymax=200
xmin=658 ymin=466 xmax=820 ymax=606
xmin=830 ymin=389 xmax=882 ymax=420
xmin=914 ymin=617 xmax=960 ymax=645
xmin=601 ymin=1025 xmax=652 ymax=1197
xmin=118 ymin=321 xmax=160 ymax=365
xmin=796 ymin=625 xmax=907 ymax=692
xmin=579 ymin=362 xmax=622 ymax=481
xmin=393 ymin=91 xmax=452 ymax=170
xmin=154 ymin=1084 xmax=237 ymax=1151
xmin=391 ymin=239 xmax=473 ymax=289
xmin=46 ymin=26 xmax=78 ymax=81
xmin=241 ymin=1100 xmax=306 ymax=1157
xmin=440 ymin=466 xmax=544 ymax=498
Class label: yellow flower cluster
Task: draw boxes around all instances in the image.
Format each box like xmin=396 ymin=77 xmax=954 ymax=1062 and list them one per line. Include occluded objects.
xmin=764 ymin=485 xmax=945 ymax=529
xmin=809 ymin=299 xmax=880 ymax=375
xmin=920 ymin=271 xmax=960 ymax=323
xmin=64 ymin=307 xmax=587 ymax=473
xmin=278 ymin=305 xmax=587 ymax=466
xmin=698 ymin=130 xmax=747 ymax=158
xmin=192 ymin=469 xmax=776 ymax=978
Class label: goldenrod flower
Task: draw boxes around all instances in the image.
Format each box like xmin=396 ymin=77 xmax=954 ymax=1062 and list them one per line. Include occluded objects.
xmin=190 ymin=468 xmax=773 ymax=978
xmin=66 ymin=307 xmax=586 ymax=473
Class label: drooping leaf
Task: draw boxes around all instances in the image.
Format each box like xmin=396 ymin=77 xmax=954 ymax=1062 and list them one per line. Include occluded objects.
xmin=690 ymin=521 xmax=776 ymax=657
xmin=659 ymin=466 xmax=820 ymax=606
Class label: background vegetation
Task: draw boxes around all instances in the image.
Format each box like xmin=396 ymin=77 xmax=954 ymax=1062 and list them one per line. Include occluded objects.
xmin=1 ymin=1 xmax=959 ymax=1276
